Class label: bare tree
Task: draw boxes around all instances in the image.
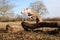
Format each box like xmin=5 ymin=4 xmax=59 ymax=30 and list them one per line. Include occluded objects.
xmin=0 ymin=0 xmax=15 ymax=18
xmin=0 ymin=0 xmax=16 ymax=21
xmin=30 ymin=1 xmax=48 ymax=15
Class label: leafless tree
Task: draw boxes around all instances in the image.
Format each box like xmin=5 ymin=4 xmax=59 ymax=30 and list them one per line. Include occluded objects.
xmin=30 ymin=1 xmax=48 ymax=15
xmin=0 ymin=0 xmax=15 ymax=19
xmin=0 ymin=0 xmax=15 ymax=21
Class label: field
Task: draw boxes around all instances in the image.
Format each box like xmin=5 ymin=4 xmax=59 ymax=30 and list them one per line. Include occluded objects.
xmin=0 ymin=21 xmax=60 ymax=40
xmin=0 ymin=21 xmax=24 ymax=30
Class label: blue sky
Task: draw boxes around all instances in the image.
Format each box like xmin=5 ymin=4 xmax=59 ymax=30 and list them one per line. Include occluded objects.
xmin=10 ymin=0 xmax=36 ymax=14
xmin=43 ymin=0 xmax=60 ymax=18
xmin=10 ymin=0 xmax=60 ymax=18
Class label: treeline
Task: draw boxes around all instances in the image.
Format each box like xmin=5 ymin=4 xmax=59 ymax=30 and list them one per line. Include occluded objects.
xmin=0 ymin=0 xmax=23 ymax=22
xmin=0 ymin=17 xmax=60 ymax=22
xmin=0 ymin=17 xmax=22 ymax=22
xmin=43 ymin=18 xmax=60 ymax=21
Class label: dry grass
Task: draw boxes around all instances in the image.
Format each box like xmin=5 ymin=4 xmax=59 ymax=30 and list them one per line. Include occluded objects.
xmin=0 ymin=21 xmax=36 ymax=30
xmin=0 ymin=31 xmax=60 ymax=40
xmin=0 ymin=21 xmax=60 ymax=40
xmin=0 ymin=21 xmax=24 ymax=30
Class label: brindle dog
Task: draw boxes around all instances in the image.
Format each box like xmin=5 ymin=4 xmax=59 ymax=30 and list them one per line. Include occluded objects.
xmin=21 ymin=21 xmax=60 ymax=34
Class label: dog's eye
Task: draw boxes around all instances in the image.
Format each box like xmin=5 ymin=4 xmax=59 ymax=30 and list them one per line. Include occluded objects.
xmin=28 ymin=13 xmax=32 ymax=16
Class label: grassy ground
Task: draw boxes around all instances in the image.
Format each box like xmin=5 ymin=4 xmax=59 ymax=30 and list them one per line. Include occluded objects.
xmin=0 ymin=30 xmax=60 ymax=40
xmin=0 ymin=21 xmax=60 ymax=40
xmin=0 ymin=21 xmax=24 ymax=30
